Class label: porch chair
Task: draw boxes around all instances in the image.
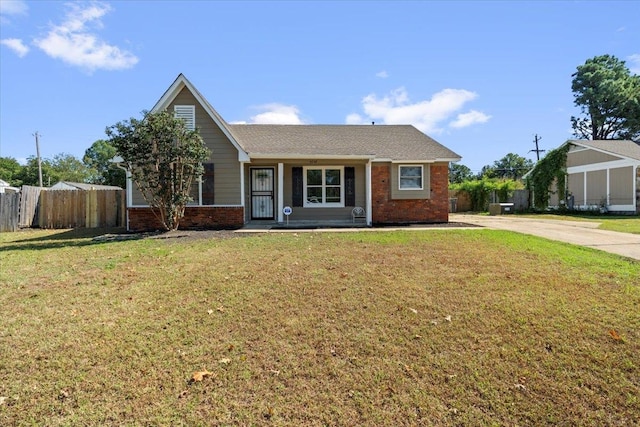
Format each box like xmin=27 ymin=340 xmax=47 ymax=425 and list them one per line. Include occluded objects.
xmin=351 ymin=206 xmax=366 ymax=223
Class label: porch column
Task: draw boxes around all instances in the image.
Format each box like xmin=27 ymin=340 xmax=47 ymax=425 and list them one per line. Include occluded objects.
xmin=366 ymin=161 xmax=372 ymax=225
xmin=277 ymin=162 xmax=284 ymax=223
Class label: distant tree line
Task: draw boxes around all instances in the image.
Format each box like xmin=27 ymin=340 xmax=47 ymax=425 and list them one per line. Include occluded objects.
xmin=449 ymin=153 xmax=534 ymax=185
xmin=0 ymin=140 xmax=125 ymax=188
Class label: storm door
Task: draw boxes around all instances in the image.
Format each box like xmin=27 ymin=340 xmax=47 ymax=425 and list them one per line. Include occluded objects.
xmin=251 ymin=168 xmax=275 ymax=219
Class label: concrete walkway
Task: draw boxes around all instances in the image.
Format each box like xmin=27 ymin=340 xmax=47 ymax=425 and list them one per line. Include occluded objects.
xmin=451 ymin=213 xmax=640 ymax=261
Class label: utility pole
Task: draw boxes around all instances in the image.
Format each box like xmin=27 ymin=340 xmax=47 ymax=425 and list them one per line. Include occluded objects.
xmin=529 ymin=134 xmax=545 ymax=161
xmin=34 ymin=131 xmax=43 ymax=187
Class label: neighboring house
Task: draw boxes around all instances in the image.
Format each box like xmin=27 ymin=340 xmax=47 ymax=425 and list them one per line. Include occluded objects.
xmin=531 ymin=140 xmax=640 ymax=213
xmin=0 ymin=179 xmax=20 ymax=194
xmin=124 ymin=74 xmax=462 ymax=231
xmin=49 ymin=182 xmax=122 ymax=191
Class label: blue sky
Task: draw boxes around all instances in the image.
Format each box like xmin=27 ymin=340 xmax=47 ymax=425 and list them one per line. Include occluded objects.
xmin=1 ymin=0 xmax=638 ymax=173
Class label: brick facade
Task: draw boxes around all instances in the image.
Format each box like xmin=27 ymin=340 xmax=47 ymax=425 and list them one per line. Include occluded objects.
xmin=127 ymin=206 xmax=244 ymax=231
xmin=372 ymin=163 xmax=449 ymax=224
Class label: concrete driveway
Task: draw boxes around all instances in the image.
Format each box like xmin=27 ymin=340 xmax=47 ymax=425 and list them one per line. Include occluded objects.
xmin=451 ymin=213 xmax=640 ymax=261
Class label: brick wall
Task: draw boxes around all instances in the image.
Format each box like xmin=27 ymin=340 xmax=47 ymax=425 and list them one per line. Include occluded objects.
xmin=128 ymin=206 xmax=244 ymax=231
xmin=372 ymin=163 xmax=449 ymax=224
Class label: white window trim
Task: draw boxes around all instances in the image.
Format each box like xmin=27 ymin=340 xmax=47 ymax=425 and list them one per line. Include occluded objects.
xmin=174 ymin=105 xmax=195 ymax=130
xmin=303 ymin=166 xmax=345 ymax=208
xmin=399 ymin=164 xmax=424 ymax=190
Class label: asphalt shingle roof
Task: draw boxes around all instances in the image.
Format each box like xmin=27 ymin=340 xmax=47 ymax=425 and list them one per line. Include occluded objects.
xmin=569 ymin=139 xmax=640 ymax=161
xmin=228 ymin=124 xmax=461 ymax=162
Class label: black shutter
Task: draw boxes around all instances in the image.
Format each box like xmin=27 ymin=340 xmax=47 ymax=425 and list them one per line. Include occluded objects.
xmin=292 ymin=167 xmax=303 ymax=207
xmin=345 ymin=167 xmax=355 ymax=206
xmin=202 ymin=163 xmax=215 ymax=205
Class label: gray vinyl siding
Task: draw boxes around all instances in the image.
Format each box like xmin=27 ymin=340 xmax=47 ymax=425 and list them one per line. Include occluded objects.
xmin=567 ymin=149 xmax=620 ymax=167
xmin=586 ymin=170 xmax=607 ymax=205
xmin=130 ymin=88 xmax=242 ymax=206
xmin=172 ymin=88 xmax=241 ymax=205
xmin=567 ymin=173 xmax=583 ymax=205
xmin=390 ymin=163 xmax=431 ymax=200
xmin=131 ymin=182 xmax=146 ymax=205
xmin=610 ymin=166 xmax=633 ymax=205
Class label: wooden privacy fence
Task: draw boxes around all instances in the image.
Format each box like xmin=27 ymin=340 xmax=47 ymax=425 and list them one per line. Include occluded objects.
xmin=19 ymin=185 xmax=43 ymax=228
xmin=39 ymin=189 xmax=125 ymax=229
xmin=0 ymin=192 xmax=20 ymax=232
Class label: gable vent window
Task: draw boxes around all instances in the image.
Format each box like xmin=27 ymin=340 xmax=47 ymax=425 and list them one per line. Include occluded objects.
xmin=174 ymin=105 xmax=195 ymax=130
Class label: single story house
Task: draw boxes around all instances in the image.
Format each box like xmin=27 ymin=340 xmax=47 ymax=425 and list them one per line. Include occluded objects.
xmin=49 ymin=181 xmax=123 ymax=191
xmin=124 ymin=74 xmax=462 ymax=231
xmin=532 ymin=140 xmax=640 ymax=213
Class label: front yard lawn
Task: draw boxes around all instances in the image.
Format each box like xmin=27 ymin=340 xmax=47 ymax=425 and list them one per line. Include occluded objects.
xmin=1 ymin=229 xmax=638 ymax=425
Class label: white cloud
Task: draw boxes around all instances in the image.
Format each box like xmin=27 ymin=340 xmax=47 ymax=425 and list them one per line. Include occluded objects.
xmin=33 ymin=1 xmax=138 ymax=72
xmin=0 ymin=38 xmax=29 ymax=57
xmin=0 ymin=0 xmax=27 ymax=16
xmin=627 ymin=54 xmax=640 ymax=75
xmin=246 ymin=103 xmax=305 ymax=124
xmin=0 ymin=0 xmax=27 ymax=25
xmin=346 ymin=113 xmax=365 ymax=124
xmin=348 ymin=87 xmax=489 ymax=133
xmin=450 ymin=110 xmax=492 ymax=128
xmin=376 ymin=70 xmax=389 ymax=78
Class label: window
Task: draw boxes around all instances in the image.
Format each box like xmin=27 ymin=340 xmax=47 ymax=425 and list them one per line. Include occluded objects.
xmin=303 ymin=166 xmax=344 ymax=207
xmin=399 ymin=165 xmax=423 ymax=190
xmin=174 ymin=105 xmax=195 ymax=130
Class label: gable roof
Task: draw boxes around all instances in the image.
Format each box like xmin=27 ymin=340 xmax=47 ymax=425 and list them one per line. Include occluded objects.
xmin=230 ymin=124 xmax=461 ymax=162
xmin=567 ymin=139 xmax=640 ymax=161
xmin=155 ymin=74 xmax=461 ymax=163
xmin=152 ymin=74 xmax=249 ymax=162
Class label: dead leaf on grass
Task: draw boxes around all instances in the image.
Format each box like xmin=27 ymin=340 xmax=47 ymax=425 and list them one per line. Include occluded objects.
xmin=514 ymin=383 xmax=527 ymax=392
xmin=609 ymin=329 xmax=623 ymax=342
xmin=218 ymin=357 xmax=231 ymax=365
xmin=191 ymin=370 xmax=214 ymax=382
xmin=444 ymin=315 xmax=452 ymax=322
xmin=409 ymin=308 xmax=418 ymax=314
xmin=0 ymin=396 xmax=7 ymax=405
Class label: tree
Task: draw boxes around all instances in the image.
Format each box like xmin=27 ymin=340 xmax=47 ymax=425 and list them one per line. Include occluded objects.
xmin=449 ymin=163 xmax=474 ymax=184
xmin=0 ymin=157 xmax=23 ymax=187
xmin=571 ymin=54 xmax=640 ymax=140
xmin=15 ymin=156 xmax=56 ymax=186
xmin=13 ymin=153 xmax=91 ymax=186
xmin=51 ymin=153 xmax=92 ymax=183
xmin=83 ymin=139 xmax=126 ymax=187
xmin=484 ymin=153 xmax=534 ymax=180
xmin=106 ymin=110 xmax=210 ymax=231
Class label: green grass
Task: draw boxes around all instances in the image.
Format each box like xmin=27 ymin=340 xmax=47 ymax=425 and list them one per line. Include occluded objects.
xmin=518 ymin=213 xmax=640 ymax=234
xmin=1 ymin=228 xmax=639 ymax=426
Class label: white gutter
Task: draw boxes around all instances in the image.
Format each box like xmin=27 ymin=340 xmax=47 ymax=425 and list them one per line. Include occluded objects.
xmin=248 ymin=153 xmax=376 ymax=161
